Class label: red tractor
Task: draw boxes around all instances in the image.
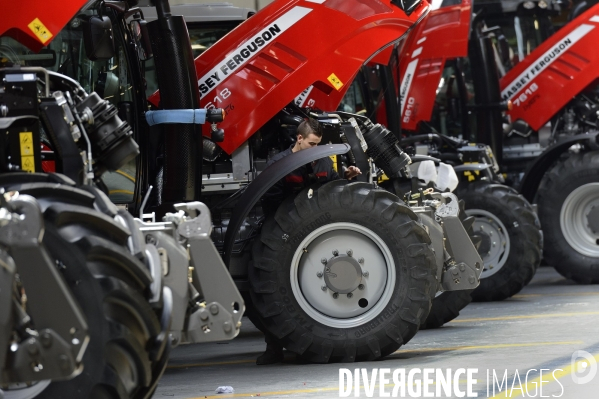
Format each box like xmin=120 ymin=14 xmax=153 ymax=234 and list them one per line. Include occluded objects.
xmin=339 ymin=0 xmax=599 ymax=285
xmin=2 ymin=0 xmax=486 ymax=382
xmin=295 ymin=0 xmax=543 ymax=328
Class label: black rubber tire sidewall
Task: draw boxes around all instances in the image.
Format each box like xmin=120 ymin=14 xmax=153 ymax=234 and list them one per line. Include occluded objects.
xmin=537 ymin=151 xmax=599 ymax=283
xmin=456 ymin=182 xmax=542 ymax=301
xmin=250 ymin=181 xmax=437 ymax=363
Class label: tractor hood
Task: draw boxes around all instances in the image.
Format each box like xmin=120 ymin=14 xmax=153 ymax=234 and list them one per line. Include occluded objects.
xmin=0 ymin=0 xmax=92 ymax=52
xmin=149 ymin=0 xmax=430 ymax=155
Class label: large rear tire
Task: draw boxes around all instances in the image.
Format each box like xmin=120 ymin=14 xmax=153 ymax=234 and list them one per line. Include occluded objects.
xmin=1 ymin=174 xmax=168 ymax=399
xmin=249 ymin=181 xmax=437 ymax=363
xmin=537 ymin=151 xmax=599 ymax=283
xmin=456 ymin=182 xmax=542 ymax=301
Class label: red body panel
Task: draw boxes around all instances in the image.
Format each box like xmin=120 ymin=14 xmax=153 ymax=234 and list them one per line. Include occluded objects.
xmin=148 ymin=0 xmax=430 ymax=155
xmin=0 ymin=0 xmax=89 ymax=52
xmin=397 ymin=0 xmax=471 ymax=131
xmin=500 ymin=4 xmax=599 ymax=131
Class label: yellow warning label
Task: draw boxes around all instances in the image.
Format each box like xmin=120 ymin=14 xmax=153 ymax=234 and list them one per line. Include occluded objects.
xmin=20 ymin=132 xmax=35 ymax=172
xmin=27 ymin=18 xmax=53 ymax=44
xmin=329 ymin=155 xmax=338 ymax=172
xmin=20 ymin=132 xmax=34 ymax=156
xmin=22 ymin=156 xmax=35 ymax=173
xmin=327 ymin=73 xmax=344 ymax=91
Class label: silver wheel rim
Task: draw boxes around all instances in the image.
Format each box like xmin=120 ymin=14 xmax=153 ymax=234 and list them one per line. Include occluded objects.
xmin=560 ymin=183 xmax=599 ymax=257
xmin=2 ymin=381 xmax=51 ymax=399
xmin=290 ymin=222 xmax=396 ymax=328
xmin=465 ymin=209 xmax=510 ymax=279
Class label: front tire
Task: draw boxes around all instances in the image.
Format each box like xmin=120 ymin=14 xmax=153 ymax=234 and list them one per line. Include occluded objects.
xmin=249 ymin=181 xmax=437 ymax=363
xmin=537 ymin=151 xmax=599 ymax=283
xmin=456 ymin=182 xmax=542 ymax=301
xmin=1 ymin=174 xmax=168 ymax=399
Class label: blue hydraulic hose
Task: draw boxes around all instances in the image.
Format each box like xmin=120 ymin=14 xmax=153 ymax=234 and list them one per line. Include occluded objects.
xmin=145 ymin=109 xmax=208 ymax=126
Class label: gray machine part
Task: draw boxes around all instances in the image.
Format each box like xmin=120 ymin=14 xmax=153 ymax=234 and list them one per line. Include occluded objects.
xmin=175 ymin=202 xmax=245 ymax=343
xmin=137 ymin=201 xmax=244 ymax=345
xmin=0 ymin=195 xmax=88 ymax=384
xmin=141 ymin=229 xmax=188 ymax=347
xmin=435 ymin=193 xmax=483 ymax=291
xmin=0 ymin=250 xmax=15 ymax=372
xmin=415 ymin=211 xmax=445 ymax=282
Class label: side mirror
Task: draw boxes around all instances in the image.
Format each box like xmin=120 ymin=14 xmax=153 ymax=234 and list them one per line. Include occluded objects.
xmin=82 ymin=15 xmax=115 ymax=61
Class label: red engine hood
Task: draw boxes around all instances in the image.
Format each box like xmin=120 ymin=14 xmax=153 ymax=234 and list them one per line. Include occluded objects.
xmin=398 ymin=0 xmax=472 ymax=131
xmin=0 ymin=0 xmax=90 ymax=52
xmin=501 ymin=2 xmax=599 ymax=131
xmin=149 ymin=0 xmax=430 ymax=155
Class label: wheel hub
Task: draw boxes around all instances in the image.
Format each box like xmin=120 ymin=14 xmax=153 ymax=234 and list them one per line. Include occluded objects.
xmin=323 ymin=254 xmax=363 ymax=294
xmin=291 ymin=223 xmax=394 ymax=328
xmin=586 ymin=206 xmax=599 ymax=234
xmin=560 ymin=182 xmax=599 ymax=257
xmin=465 ymin=209 xmax=510 ymax=279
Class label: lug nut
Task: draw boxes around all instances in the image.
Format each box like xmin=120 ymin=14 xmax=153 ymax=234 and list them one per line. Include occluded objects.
xmin=347 ymin=249 xmax=353 ymax=257
xmin=321 ymin=258 xmax=327 ymax=264
xmin=332 ymin=249 xmax=339 ymax=256
xmin=210 ymin=304 xmax=219 ymax=315
xmin=362 ymin=271 xmax=369 ymax=277
xmin=459 ymin=264 xmax=466 ymax=272
xmin=321 ymin=285 xmax=327 ymax=291
xmin=317 ymin=271 xmax=323 ymax=278
xmin=347 ymin=293 xmax=353 ymax=298
xmin=333 ymin=293 xmax=339 ymax=299
xmin=358 ymin=284 xmax=365 ymax=290
xmin=358 ymin=258 xmax=364 ymax=264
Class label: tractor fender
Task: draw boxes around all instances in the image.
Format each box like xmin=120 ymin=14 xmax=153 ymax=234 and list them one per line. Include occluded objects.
xmin=519 ymin=132 xmax=599 ymax=202
xmin=223 ymin=143 xmax=351 ymax=266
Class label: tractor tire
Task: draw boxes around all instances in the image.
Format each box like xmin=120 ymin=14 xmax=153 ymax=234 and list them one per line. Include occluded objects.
xmin=249 ymin=180 xmax=437 ymax=363
xmin=537 ymin=151 xmax=599 ymax=283
xmin=420 ymin=291 xmax=473 ymax=330
xmin=456 ymin=182 xmax=542 ymax=301
xmin=1 ymin=173 xmax=168 ymax=399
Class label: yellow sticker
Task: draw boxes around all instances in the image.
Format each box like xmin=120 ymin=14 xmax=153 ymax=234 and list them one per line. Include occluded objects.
xmin=327 ymin=73 xmax=344 ymax=91
xmin=28 ymin=18 xmax=53 ymax=44
xmin=20 ymin=132 xmax=35 ymax=173
xmin=329 ymin=155 xmax=338 ymax=172
xmin=20 ymin=132 xmax=34 ymax=156
xmin=21 ymin=156 xmax=35 ymax=173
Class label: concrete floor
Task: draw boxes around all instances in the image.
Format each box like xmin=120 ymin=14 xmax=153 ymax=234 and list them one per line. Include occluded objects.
xmin=155 ymin=268 xmax=599 ymax=398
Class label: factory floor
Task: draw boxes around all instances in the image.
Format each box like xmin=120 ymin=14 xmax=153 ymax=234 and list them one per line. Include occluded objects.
xmin=155 ymin=267 xmax=599 ymax=399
